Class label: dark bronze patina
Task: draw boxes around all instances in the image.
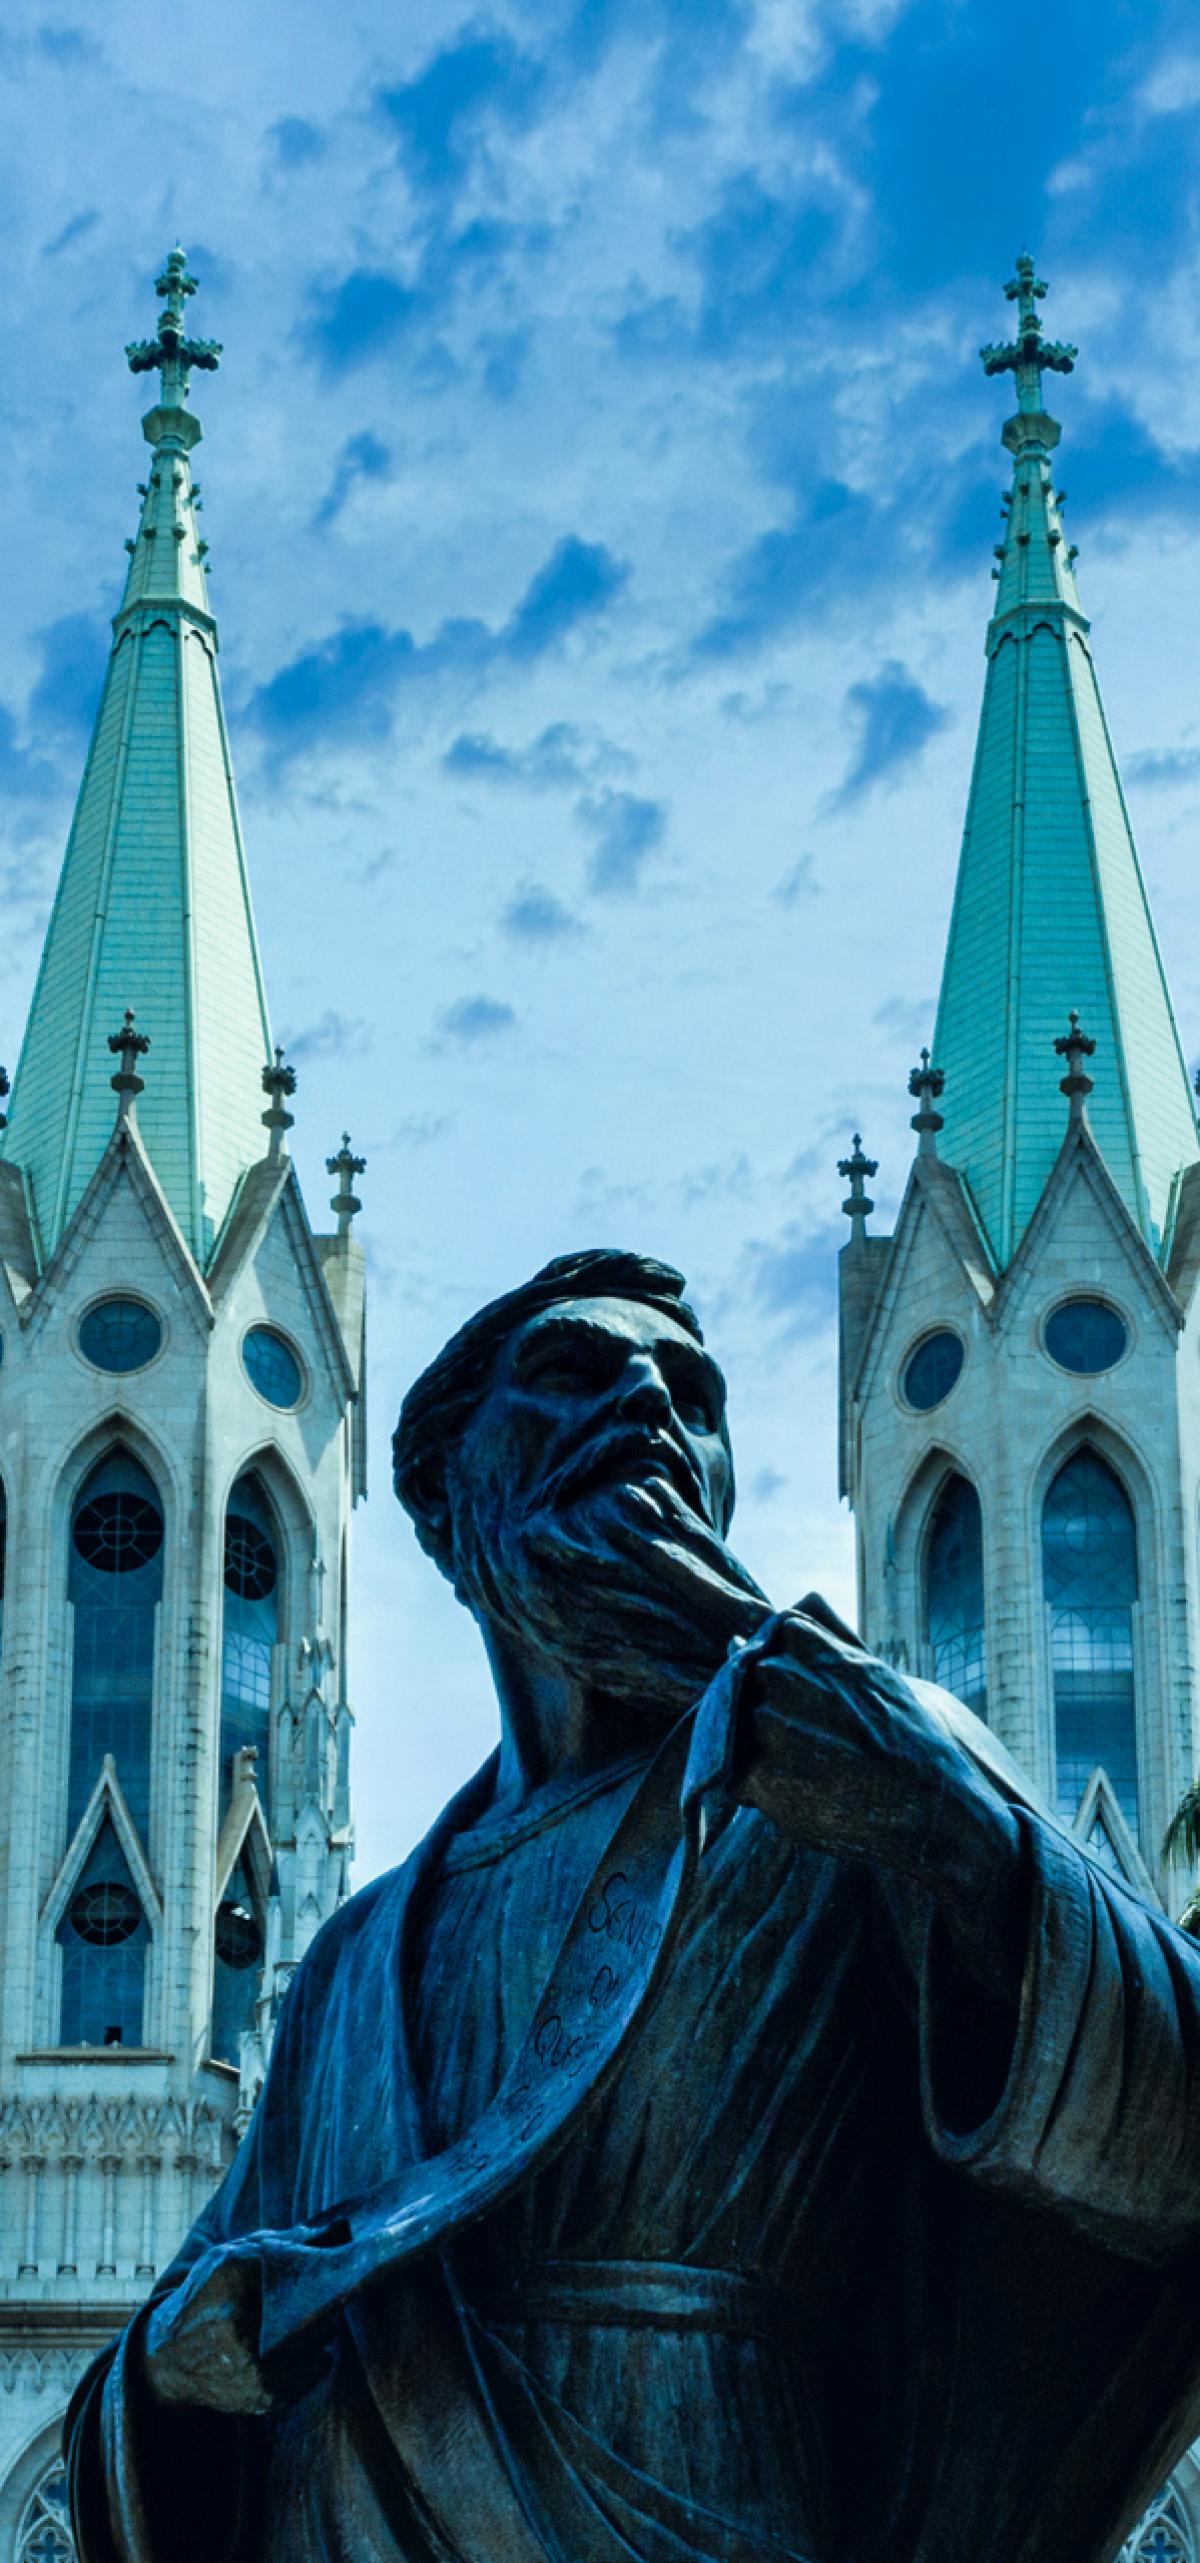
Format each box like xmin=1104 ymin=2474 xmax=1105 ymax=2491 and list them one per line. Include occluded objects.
xmin=66 ymin=1251 xmax=1200 ymax=2561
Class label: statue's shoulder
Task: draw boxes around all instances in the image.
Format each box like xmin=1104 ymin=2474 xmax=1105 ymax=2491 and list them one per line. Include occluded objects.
xmin=289 ymin=1860 xmax=412 ymax=2000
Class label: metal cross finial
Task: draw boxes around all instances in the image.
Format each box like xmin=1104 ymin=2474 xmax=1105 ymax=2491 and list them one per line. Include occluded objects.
xmin=126 ymin=246 xmax=222 ymax=415
xmin=980 ymin=252 xmax=1076 ymax=422
xmin=838 ymin=1134 xmax=878 ymax=1243
xmin=326 ymin=1133 xmax=366 ymax=1239
xmin=108 ymin=1007 xmax=150 ymax=1120
xmin=1054 ymin=1007 xmax=1096 ymax=1124
xmin=907 ymin=1046 xmax=946 ymax=1157
xmin=262 ymin=1046 xmax=297 ymax=1157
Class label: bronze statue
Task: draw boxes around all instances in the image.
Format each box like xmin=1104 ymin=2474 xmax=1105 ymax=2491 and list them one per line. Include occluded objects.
xmin=66 ymin=1250 xmax=1200 ymax=2560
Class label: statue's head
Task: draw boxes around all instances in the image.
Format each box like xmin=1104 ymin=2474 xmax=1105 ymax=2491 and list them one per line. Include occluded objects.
xmin=394 ymin=1249 xmax=767 ymax=1716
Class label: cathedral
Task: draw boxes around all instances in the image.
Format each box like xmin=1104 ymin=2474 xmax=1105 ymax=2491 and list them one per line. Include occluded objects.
xmin=0 ymin=253 xmax=366 ymax=2556
xmin=839 ymin=258 xmax=1200 ymax=2562
xmin=0 ymin=241 xmax=1196 ymax=2560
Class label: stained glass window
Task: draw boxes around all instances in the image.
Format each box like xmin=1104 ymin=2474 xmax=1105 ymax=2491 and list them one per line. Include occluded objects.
xmin=1120 ymin=2487 xmax=1195 ymax=2563
xmin=213 ymin=1477 xmax=278 ymax=2063
xmin=1045 ymin=1297 xmax=1127 ymax=1376
xmin=925 ymin=1473 xmax=987 ymax=1719
xmin=242 ymin=1325 xmax=302 ymax=1409
xmin=212 ymin=1852 xmax=265 ymax=2067
xmin=79 ymin=1297 xmax=162 ymax=1373
xmin=1043 ymin=1450 xmax=1138 ymax=1833
xmin=16 ymin=2462 xmax=73 ymax=2562
xmin=902 ymin=1331 xmax=964 ymax=1412
xmin=68 ymin=1452 xmax=163 ymax=1842
xmin=57 ymin=1818 xmax=147 ymax=2048
xmin=220 ymin=1475 xmax=279 ymax=1818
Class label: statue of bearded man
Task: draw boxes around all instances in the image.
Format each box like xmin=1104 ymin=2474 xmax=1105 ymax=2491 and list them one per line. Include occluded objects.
xmin=67 ymin=1251 xmax=1200 ymax=2563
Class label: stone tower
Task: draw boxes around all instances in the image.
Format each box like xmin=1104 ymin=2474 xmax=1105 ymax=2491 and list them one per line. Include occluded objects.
xmin=838 ymin=256 xmax=1200 ymax=2563
xmin=839 ymin=255 xmax=1200 ymax=1906
xmin=0 ymin=251 xmax=366 ymax=2559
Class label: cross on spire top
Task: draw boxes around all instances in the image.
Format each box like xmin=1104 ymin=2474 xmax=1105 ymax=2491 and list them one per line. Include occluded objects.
xmin=980 ymin=251 xmax=1076 ymax=436
xmin=126 ymin=246 xmax=222 ymax=424
xmin=108 ymin=1007 xmax=150 ymax=1120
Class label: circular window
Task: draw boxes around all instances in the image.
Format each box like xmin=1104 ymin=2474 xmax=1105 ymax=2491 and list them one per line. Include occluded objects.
xmin=73 ymin=1490 xmax=163 ymax=1574
xmin=224 ymin=1513 xmax=278 ymax=1600
xmin=79 ymin=1297 xmax=162 ymax=1373
xmin=1045 ymin=1298 xmax=1128 ymax=1375
xmin=902 ymin=1331 xmax=964 ymax=1413
xmin=215 ymin=1898 xmax=263 ymax=1970
xmin=242 ymin=1326 xmax=303 ymax=1410
xmin=68 ymin=1880 xmax=141 ymax=1946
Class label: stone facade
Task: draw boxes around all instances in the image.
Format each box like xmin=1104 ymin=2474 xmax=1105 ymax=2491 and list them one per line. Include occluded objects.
xmin=840 ymin=262 xmax=1200 ymax=2561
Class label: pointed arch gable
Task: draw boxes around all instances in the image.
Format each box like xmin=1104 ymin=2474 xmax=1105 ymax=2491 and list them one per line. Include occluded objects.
xmin=1073 ymin=1766 xmax=1159 ymax=1905
xmin=40 ymin=1755 xmax=162 ymax=1934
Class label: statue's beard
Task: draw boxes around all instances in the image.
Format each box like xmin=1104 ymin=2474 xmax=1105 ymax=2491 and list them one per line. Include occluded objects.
xmin=446 ymin=1444 xmax=772 ymax=1722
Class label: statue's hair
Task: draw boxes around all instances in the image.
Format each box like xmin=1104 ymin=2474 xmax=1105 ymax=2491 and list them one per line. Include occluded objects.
xmin=393 ymin=1248 xmax=704 ymax=1576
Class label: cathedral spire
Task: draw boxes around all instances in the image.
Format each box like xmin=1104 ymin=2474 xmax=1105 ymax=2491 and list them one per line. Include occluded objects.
xmin=930 ymin=257 xmax=1197 ymax=1266
xmin=0 ymin=247 xmax=272 ymax=1264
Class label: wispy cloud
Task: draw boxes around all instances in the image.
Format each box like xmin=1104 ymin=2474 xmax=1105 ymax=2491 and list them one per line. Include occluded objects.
xmin=442 ymin=720 xmax=628 ymax=790
xmin=285 ymin=1009 xmax=372 ymax=1062
xmin=44 ymin=208 xmax=98 ymax=256
xmin=577 ymin=789 xmax=667 ymax=894
xmin=500 ymin=883 xmax=585 ymax=942
xmin=741 ymin=1220 xmax=843 ymax=1339
xmin=376 ymin=28 xmax=545 ymax=198
xmin=826 ymin=663 xmax=950 ymax=809
xmin=1127 ymin=745 xmax=1200 ymax=788
xmin=247 ymin=540 xmax=629 ymax=766
xmin=436 ymin=994 xmax=519 ymax=1044
xmin=312 ymin=430 xmax=391 ymax=531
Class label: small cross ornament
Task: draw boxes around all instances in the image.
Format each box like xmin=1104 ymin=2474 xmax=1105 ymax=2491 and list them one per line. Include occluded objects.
xmin=107 ymin=1008 xmax=150 ymax=1119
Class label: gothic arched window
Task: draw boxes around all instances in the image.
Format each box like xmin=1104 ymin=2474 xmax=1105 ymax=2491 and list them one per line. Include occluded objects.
xmin=68 ymin=1450 xmax=163 ymax=1841
xmin=1120 ymin=2486 xmax=1196 ymax=2563
xmin=56 ymin=1814 xmax=148 ymax=2048
xmin=15 ymin=2460 xmax=73 ymax=2562
xmin=220 ymin=1474 xmax=280 ymax=1820
xmin=1042 ymin=1450 xmax=1139 ymax=1833
xmin=925 ymin=1473 xmax=987 ymax=1719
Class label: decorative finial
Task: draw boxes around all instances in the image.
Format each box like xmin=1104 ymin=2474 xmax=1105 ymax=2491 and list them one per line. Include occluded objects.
xmin=907 ymin=1047 xmax=945 ymax=1157
xmin=838 ymin=1134 xmax=878 ymax=1244
xmin=1054 ymin=1008 xmax=1096 ymax=1124
xmin=261 ymin=1046 xmax=297 ymax=1157
xmin=108 ymin=1007 xmax=150 ymax=1120
xmin=980 ymin=253 xmax=1076 ymax=450
xmin=126 ymin=246 xmax=222 ymax=430
xmin=326 ymin=1133 xmax=366 ymax=1239
xmin=0 ymin=1064 xmax=10 ymax=1135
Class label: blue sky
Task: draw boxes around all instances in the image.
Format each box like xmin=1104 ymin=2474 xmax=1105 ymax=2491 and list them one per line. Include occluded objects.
xmin=2 ymin=0 xmax=1200 ymax=1874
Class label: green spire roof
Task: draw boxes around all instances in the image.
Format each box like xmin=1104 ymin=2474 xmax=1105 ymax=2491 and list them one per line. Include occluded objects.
xmin=932 ymin=255 xmax=1197 ymax=1267
xmin=1 ymin=248 xmax=272 ymax=1265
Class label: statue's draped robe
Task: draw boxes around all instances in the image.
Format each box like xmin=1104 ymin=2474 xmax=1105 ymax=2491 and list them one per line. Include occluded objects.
xmin=66 ymin=1711 xmax=1200 ymax=2563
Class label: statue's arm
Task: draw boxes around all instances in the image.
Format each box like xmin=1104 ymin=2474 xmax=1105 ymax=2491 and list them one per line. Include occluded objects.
xmin=723 ymin=1608 xmax=1200 ymax=2260
xmin=727 ymin=1608 xmax=1028 ymax=2008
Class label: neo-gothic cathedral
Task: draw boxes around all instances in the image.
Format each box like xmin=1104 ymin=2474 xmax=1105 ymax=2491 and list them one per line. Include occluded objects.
xmin=0 ymin=246 xmax=1196 ymax=2562
xmin=0 ymin=253 xmax=366 ymax=2556
xmin=839 ymin=259 xmax=1200 ymax=2563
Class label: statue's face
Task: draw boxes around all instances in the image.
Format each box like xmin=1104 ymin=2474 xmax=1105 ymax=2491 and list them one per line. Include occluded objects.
xmin=459 ymin=1295 xmax=734 ymax=1539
